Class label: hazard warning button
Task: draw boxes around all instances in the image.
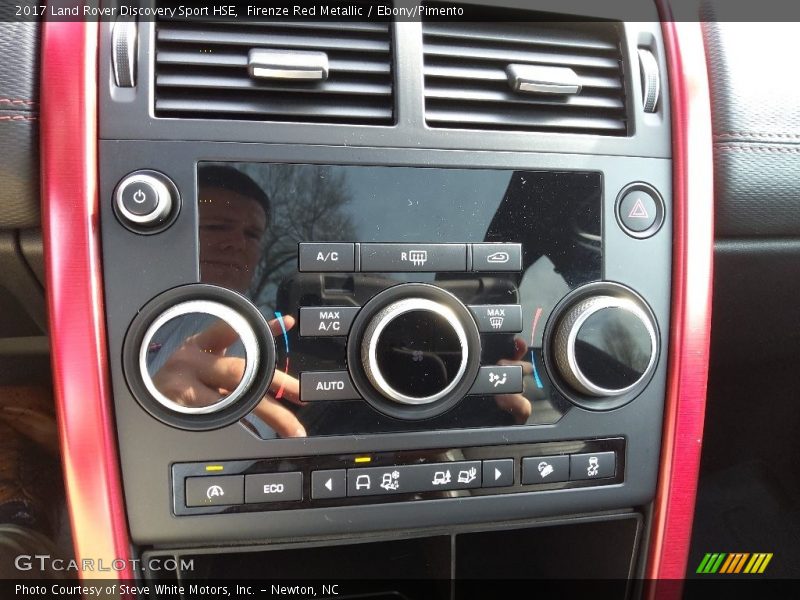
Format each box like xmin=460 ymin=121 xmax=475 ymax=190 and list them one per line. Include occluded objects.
xmin=616 ymin=183 xmax=664 ymax=238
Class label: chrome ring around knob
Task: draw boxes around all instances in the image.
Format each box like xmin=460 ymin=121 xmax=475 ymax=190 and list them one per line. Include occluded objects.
xmin=115 ymin=172 xmax=174 ymax=226
xmin=138 ymin=299 xmax=260 ymax=415
xmin=361 ymin=297 xmax=469 ymax=406
xmin=553 ymin=295 xmax=657 ymax=397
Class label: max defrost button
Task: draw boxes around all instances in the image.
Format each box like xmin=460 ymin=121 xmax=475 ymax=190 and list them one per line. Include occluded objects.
xmin=298 ymin=243 xmax=355 ymax=272
xmin=468 ymin=305 xmax=523 ymax=333
xmin=245 ymin=473 xmax=303 ymax=503
xmin=299 ymin=306 xmax=360 ymax=337
xmin=300 ymin=371 xmax=360 ymax=401
xmin=185 ymin=475 xmax=243 ymax=507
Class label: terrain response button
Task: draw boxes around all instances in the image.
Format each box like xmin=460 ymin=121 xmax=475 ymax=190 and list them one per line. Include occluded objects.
xmin=569 ymin=452 xmax=616 ymax=481
xmin=311 ymin=469 xmax=347 ymax=499
xmin=482 ymin=459 xmax=514 ymax=488
xmin=300 ymin=371 xmax=360 ymax=401
xmin=360 ymin=243 xmax=467 ymax=272
xmin=471 ymin=243 xmax=522 ymax=272
xmin=347 ymin=461 xmax=482 ymax=497
xmin=468 ymin=305 xmax=523 ymax=333
xmin=521 ymin=456 xmax=570 ymax=484
xmin=245 ymin=473 xmax=303 ymax=503
xmin=468 ymin=365 xmax=523 ymax=395
xmin=299 ymin=306 xmax=360 ymax=337
xmin=298 ymin=243 xmax=356 ymax=272
xmin=185 ymin=475 xmax=244 ymax=507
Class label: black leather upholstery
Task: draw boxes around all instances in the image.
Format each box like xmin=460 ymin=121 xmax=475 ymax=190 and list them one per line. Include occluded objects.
xmin=0 ymin=22 xmax=40 ymax=229
xmin=704 ymin=22 xmax=800 ymax=237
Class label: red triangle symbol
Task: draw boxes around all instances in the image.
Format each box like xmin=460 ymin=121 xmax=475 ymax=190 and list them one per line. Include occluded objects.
xmin=628 ymin=198 xmax=650 ymax=219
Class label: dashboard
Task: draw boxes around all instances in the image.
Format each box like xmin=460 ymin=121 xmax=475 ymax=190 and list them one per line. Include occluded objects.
xmin=7 ymin=0 xmax=720 ymax=595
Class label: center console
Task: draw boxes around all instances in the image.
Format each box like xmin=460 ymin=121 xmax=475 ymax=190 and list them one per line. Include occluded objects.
xmin=94 ymin=2 xmax=673 ymax=586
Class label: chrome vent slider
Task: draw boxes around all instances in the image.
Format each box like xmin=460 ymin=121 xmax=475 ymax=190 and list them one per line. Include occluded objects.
xmin=506 ymin=64 xmax=582 ymax=95
xmin=248 ymin=48 xmax=329 ymax=81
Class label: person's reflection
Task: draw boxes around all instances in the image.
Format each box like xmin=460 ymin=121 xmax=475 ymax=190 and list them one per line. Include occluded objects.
xmin=151 ymin=166 xmax=305 ymax=438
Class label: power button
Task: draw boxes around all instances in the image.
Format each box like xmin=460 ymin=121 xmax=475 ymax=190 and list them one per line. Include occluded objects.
xmin=114 ymin=170 xmax=178 ymax=232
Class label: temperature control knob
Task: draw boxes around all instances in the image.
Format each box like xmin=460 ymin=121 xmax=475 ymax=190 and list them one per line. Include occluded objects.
xmin=551 ymin=293 xmax=657 ymax=398
xmin=347 ymin=284 xmax=481 ymax=420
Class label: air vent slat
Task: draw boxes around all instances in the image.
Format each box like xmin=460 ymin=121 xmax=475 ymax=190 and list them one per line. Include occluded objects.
xmin=424 ymin=41 xmax=620 ymax=71
xmin=157 ymin=73 xmax=392 ymax=96
xmin=156 ymin=51 xmax=392 ymax=75
xmin=422 ymin=14 xmax=627 ymax=136
xmin=426 ymin=105 xmax=626 ymax=133
xmin=157 ymin=18 xmax=389 ymax=34
xmin=154 ymin=9 xmax=394 ymax=124
xmin=425 ymin=85 xmax=623 ymax=110
xmin=157 ymin=27 xmax=390 ymax=53
xmin=423 ymin=23 xmax=618 ymax=53
xmin=424 ymin=64 xmax=622 ymax=90
xmin=156 ymin=96 xmax=392 ymax=121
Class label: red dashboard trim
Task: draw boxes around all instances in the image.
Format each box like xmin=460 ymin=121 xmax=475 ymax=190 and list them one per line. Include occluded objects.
xmin=646 ymin=16 xmax=714 ymax=586
xmin=41 ymin=20 xmax=133 ymax=579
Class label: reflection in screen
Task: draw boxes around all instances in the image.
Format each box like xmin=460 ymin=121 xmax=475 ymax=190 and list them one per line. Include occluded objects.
xmin=197 ymin=162 xmax=602 ymax=439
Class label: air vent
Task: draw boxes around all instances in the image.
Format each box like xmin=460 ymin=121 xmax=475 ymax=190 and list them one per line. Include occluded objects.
xmin=154 ymin=18 xmax=394 ymax=124
xmin=422 ymin=19 xmax=627 ymax=135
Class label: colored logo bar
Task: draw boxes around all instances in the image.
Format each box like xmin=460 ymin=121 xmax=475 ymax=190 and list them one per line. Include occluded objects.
xmin=696 ymin=552 xmax=773 ymax=574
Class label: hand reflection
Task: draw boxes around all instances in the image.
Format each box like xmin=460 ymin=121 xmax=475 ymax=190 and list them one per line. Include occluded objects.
xmin=494 ymin=336 xmax=533 ymax=424
xmin=151 ymin=315 xmax=305 ymax=438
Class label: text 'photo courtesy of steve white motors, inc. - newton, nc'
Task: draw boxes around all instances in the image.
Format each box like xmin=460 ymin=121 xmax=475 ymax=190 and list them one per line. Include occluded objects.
xmin=31 ymin=3 xmax=464 ymax=19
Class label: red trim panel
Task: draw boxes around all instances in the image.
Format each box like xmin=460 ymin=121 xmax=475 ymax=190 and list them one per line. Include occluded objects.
xmin=647 ymin=16 xmax=714 ymax=586
xmin=41 ymin=20 xmax=133 ymax=579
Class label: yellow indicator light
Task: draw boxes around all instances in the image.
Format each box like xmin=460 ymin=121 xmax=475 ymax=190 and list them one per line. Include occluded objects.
xmin=354 ymin=456 xmax=372 ymax=464
xmin=205 ymin=465 xmax=224 ymax=472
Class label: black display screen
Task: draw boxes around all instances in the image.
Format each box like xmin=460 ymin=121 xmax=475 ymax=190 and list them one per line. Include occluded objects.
xmin=194 ymin=163 xmax=602 ymax=439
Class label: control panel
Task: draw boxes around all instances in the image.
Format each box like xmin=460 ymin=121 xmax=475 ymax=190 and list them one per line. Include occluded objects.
xmin=99 ymin=146 xmax=671 ymax=545
xmin=172 ymin=439 xmax=625 ymax=515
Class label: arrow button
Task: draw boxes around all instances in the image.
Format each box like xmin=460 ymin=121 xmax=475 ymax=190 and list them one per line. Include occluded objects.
xmin=311 ymin=469 xmax=347 ymax=499
xmin=482 ymin=459 xmax=514 ymax=488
